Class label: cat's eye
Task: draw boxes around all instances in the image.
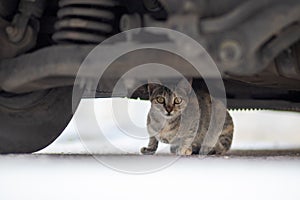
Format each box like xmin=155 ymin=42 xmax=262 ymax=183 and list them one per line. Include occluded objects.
xmin=156 ymin=96 xmax=165 ymax=104
xmin=174 ymin=97 xmax=182 ymax=104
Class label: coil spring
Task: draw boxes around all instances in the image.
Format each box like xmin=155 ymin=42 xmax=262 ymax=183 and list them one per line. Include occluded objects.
xmin=52 ymin=0 xmax=121 ymax=44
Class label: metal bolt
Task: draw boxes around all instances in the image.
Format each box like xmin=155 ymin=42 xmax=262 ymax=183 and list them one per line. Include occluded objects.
xmin=5 ymin=26 xmax=21 ymax=43
xmin=5 ymin=26 xmax=18 ymax=37
xmin=5 ymin=26 xmax=14 ymax=35
xmin=219 ymin=40 xmax=242 ymax=64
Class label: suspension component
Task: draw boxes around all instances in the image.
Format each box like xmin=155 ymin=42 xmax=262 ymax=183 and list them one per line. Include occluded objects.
xmin=0 ymin=0 xmax=46 ymax=59
xmin=52 ymin=0 xmax=122 ymax=44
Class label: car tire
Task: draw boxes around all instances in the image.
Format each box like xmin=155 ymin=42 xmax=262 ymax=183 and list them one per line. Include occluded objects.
xmin=0 ymin=86 xmax=80 ymax=153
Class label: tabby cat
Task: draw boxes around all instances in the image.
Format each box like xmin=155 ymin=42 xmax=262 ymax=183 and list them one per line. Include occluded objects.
xmin=141 ymin=79 xmax=234 ymax=156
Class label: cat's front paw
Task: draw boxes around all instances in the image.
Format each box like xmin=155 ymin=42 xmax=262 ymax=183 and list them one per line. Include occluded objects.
xmin=199 ymin=146 xmax=216 ymax=155
xmin=140 ymin=147 xmax=156 ymax=155
xmin=176 ymin=147 xmax=192 ymax=156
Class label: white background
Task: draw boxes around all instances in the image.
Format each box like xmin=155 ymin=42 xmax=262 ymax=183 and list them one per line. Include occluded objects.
xmin=1 ymin=98 xmax=300 ymax=200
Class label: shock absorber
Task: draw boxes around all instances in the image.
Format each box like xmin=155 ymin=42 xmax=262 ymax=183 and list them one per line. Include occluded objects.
xmin=52 ymin=0 xmax=122 ymax=44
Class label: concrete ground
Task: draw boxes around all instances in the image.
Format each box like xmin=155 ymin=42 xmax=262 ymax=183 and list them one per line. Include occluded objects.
xmin=1 ymin=151 xmax=300 ymax=200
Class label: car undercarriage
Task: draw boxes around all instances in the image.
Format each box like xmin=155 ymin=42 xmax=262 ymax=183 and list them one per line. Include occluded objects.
xmin=0 ymin=0 xmax=300 ymax=153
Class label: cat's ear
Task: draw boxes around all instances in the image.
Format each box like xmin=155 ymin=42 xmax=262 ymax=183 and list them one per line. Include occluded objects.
xmin=177 ymin=78 xmax=193 ymax=93
xmin=148 ymin=79 xmax=162 ymax=94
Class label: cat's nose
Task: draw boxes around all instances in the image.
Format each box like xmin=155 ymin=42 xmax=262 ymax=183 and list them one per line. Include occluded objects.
xmin=165 ymin=106 xmax=173 ymax=113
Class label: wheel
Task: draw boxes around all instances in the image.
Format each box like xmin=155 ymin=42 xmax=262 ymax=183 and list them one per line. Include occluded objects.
xmin=0 ymin=86 xmax=80 ymax=153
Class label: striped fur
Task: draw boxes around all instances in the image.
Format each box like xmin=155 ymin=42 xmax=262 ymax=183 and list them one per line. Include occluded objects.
xmin=141 ymin=79 xmax=234 ymax=156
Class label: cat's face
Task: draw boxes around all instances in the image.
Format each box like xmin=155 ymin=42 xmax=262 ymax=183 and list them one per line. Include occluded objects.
xmin=148 ymin=79 xmax=192 ymax=118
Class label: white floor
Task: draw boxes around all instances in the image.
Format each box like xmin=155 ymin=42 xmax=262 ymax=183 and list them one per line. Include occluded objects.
xmin=1 ymin=154 xmax=299 ymax=200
